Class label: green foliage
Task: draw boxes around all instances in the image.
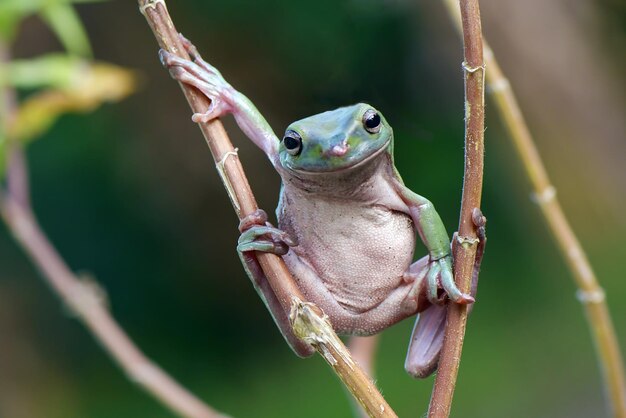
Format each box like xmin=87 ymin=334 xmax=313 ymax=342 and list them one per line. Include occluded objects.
xmin=2 ymin=54 xmax=91 ymax=89
xmin=39 ymin=3 xmax=93 ymax=57
xmin=0 ymin=0 xmax=135 ymax=180
xmin=9 ymin=60 xmax=136 ymax=144
xmin=0 ymin=0 xmax=102 ymax=44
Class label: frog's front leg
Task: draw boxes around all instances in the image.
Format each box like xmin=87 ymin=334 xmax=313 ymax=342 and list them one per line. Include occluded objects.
xmin=394 ymin=181 xmax=474 ymax=305
xmin=237 ymin=210 xmax=314 ymax=358
xmin=159 ymin=35 xmax=279 ymax=159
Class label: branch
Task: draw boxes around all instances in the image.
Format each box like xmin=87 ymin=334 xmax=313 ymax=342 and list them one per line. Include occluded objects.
xmin=137 ymin=1 xmax=396 ymax=416
xmin=428 ymin=0 xmax=485 ymax=416
xmin=0 ymin=39 xmax=227 ymax=418
xmin=441 ymin=1 xmax=626 ymax=416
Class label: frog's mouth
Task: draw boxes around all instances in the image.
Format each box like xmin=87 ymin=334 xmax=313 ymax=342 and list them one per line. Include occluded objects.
xmin=285 ymin=139 xmax=391 ymax=175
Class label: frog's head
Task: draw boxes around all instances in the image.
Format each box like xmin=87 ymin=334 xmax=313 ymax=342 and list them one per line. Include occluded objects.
xmin=278 ymin=103 xmax=392 ymax=173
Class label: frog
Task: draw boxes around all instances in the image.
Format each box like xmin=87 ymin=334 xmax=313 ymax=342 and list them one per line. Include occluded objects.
xmin=159 ymin=35 xmax=484 ymax=378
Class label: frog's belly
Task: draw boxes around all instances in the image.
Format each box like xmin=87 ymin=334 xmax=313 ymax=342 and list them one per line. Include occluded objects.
xmin=283 ymin=202 xmax=415 ymax=314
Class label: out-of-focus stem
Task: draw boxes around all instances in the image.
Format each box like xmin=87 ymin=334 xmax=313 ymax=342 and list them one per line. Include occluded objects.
xmin=349 ymin=335 xmax=380 ymax=378
xmin=0 ymin=196 xmax=228 ymax=418
xmin=486 ymin=47 xmax=626 ymax=418
xmin=442 ymin=1 xmax=626 ymax=416
xmin=428 ymin=0 xmax=485 ymax=416
xmin=0 ymin=37 xmax=227 ymax=418
xmin=348 ymin=335 xmax=381 ymax=418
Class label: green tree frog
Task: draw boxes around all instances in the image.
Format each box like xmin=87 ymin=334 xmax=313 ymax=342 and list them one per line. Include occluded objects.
xmin=159 ymin=35 xmax=484 ymax=378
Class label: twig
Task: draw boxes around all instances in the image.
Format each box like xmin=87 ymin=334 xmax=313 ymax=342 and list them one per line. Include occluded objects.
xmin=0 ymin=39 xmax=227 ymax=418
xmin=137 ymin=1 xmax=396 ymax=416
xmin=428 ymin=0 xmax=485 ymax=416
xmin=442 ymin=1 xmax=626 ymax=416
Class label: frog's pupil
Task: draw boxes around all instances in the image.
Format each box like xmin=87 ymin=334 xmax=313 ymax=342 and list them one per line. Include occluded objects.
xmin=366 ymin=113 xmax=380 ymax=129
xmin=284 ymin=135 xmax=300 ymax=150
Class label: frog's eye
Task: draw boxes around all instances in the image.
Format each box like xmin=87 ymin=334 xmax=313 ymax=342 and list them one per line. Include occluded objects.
xmin=363 ymin=109 xmax=382 ymax=134
xmin=282 ymin=130 xmax=303 ymax=156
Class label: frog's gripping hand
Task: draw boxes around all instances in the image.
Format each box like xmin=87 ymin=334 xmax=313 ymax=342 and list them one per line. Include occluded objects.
xmin=159 ymin=34 xmax=280 ymax=158
xmin=405 ymin=208 xmax=487 ymax=378
xmin=237 ymin=210 xmax=314 ymax=358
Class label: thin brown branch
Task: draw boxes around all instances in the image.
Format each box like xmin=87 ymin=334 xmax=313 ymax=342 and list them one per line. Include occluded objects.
xmin=428 ymin=0 xmax=485 ymax=416
xmin=441 ymin=1 xmax=626 ymax=416
xmin=0 ymin=39 xmax=226 ymax=418
xmin=137 ymin=1 xmax=396 ymax=416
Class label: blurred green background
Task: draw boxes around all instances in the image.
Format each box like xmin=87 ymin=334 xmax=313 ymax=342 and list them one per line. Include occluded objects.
xmin=1 ymin=0 xmax=625 ymax=417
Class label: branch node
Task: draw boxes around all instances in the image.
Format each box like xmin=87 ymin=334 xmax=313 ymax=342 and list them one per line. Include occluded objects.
xmin=487 ymin=77 xmax=510 ymax=94
xmin=456 ymin=234 xmax=480 ymax=247
xmin=530 ymin=185 xmax=556 ymax=205
xmin=66 ymin=273 xmax=109 ymax=318
xmin=289 ymin=298 xmax=354 ymax=369
xmin=576 ymin=288 xmax=606 ymax=304
xmin=139 ymin=0 xmax=168 ymax=16
xmin=215 ymin=148 xmax=241 ymax=214
xmin=462 ymin=61 xmax=485 ymax=73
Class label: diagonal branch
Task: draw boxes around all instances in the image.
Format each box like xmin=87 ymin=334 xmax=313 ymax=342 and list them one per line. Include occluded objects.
xmin=137 ymin=1 xmax=396 ymax=416
xmin=442 ymin=1 xmax=626 ymax=415
xmin=428 ymin=0 xmax=485 ymax=416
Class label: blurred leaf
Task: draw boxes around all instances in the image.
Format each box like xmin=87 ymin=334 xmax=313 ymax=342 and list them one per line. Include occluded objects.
xmin=0 ymin=0 xmax=104 ymax=43
xmin=8 ymin=62 xmax=137 ymax=143
xmin=40 ymin=3 xmax=92 ymax=57
xmin=0 ymin=11 xmax=21 ymax=41
xmin=0 ymin=0 xmax=48 ymax=40
xmin=1 ymin=54 xmax=90 ymax=89
xmin=0 ymin=133 xmax=5 ymax=179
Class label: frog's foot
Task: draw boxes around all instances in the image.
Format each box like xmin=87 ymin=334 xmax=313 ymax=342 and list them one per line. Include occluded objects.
xmin=158 ymin=44 xmax=235 ymax=123
xmin=238 ymin=209 xmax=269 ymax=233
xmin=237 ymin=210 xmax=297 ymax=256
xmin=448 ymin=207 xmax=487 ymax=303
xmin=426 ymin=255 xmax=475 ymax=306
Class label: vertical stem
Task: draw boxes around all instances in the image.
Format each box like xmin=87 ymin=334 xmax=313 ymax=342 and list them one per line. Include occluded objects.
xmin=428 ymin=0 xmax=485 ymax=416
xmin=442 ymin=1 xmax=626 ymax=416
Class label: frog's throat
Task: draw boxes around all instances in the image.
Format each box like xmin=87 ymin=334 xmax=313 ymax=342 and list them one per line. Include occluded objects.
xmin=284 ymin=139 xmax=391 ymax=175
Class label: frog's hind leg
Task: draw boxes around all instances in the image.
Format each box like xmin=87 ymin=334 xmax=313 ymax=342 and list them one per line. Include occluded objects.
xmin=401 ymin=254 xmax=445 ymax=378
xmin=237 ymin=210 xmax=314 ymax=358
xmin=404 ymin=304 xmax=447 ymax=378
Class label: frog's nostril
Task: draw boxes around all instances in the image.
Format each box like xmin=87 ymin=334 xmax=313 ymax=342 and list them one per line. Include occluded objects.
xmin=330 ymin=143 xmax=349 ymax=157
